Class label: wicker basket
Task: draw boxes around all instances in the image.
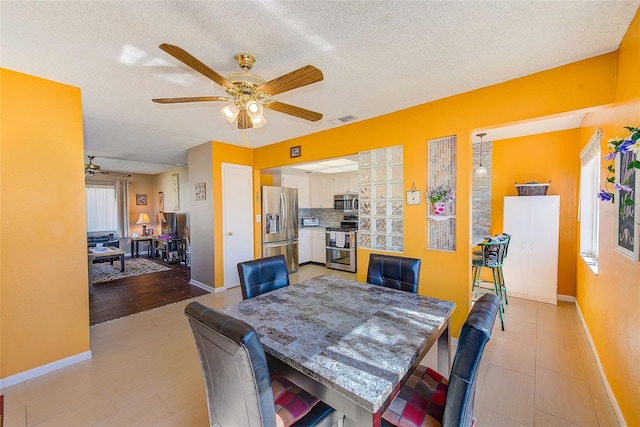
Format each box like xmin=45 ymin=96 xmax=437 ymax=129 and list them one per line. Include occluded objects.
xmin=515 ymin=181 xmax=550 ymax=196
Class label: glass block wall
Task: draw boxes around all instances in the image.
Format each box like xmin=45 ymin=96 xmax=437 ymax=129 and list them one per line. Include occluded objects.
xmin=427 ymin=136 xmax=457 ymax=251
xmin=358 ymin=146 xmax=404 ymax=251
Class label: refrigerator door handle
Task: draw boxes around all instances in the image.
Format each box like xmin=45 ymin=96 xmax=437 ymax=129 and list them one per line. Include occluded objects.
xmin=280 ymin=191 xmax=286 ymax=231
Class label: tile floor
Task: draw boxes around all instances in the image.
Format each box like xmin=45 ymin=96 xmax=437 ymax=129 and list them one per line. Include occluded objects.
xmin=1 ymin=265 xmax=620 ymax=426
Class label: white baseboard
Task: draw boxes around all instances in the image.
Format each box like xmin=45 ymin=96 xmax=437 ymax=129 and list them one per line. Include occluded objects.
xmin=557 ymin=294 xmax=575 ymax=302
xmin=574 ymin=301 xmax=626 ymax=426
xmin=0 ymin=350 xmax=92 ymax=390
xmin=189 ymin=279 xmax=215 ymax=293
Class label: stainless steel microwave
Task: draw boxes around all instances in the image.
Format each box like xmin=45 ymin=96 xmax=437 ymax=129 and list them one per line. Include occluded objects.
xmin=334 ymin=193 xmax=358 ymax=213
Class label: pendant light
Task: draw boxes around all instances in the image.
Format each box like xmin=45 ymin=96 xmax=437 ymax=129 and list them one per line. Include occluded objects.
xmin=475 ymin=133 xmax=488 ymax=176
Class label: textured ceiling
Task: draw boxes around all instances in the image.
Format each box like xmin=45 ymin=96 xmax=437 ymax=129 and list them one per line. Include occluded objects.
xmin=1 ymin=1 xmax=638 ymax=174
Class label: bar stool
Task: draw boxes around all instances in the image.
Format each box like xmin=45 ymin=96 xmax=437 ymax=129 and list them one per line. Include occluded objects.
xmin=473 ymin=233 xmax=510 ymax=304
xmin=472 ymin=238 xmax=508 ymax=330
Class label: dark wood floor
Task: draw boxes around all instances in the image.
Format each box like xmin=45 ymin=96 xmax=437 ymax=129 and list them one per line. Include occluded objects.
xmin=89 ymin=259 xmax=209 ymax=325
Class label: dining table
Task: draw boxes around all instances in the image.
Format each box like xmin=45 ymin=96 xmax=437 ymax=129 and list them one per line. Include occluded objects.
xmin=221 ymin=275 xmax=456 ymax=426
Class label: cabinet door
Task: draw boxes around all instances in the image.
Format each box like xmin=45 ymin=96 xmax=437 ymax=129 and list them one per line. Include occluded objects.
xmin=309 ymin=176 xmax=323 ymax=208
xmin=297 ymin=175 xmax=310 ymax=209
xmin=281 ymin=174 xmax=297 ymax=189
xmin=312 ymin=229 xmax=326 ymax=263
xmin=528 ymin=196 xmax=559 ymax=302
xmin=348 ymin=173 xmax=360 ymax=193
xmin=321 ymin=177 xmax=334 ymax=208
xmin=333 ymin=175 xmax=349 ymax=193
xmin=298 ymin=229 xmax=311 ymax=263
xmin=503 ymin=197 xmax=530 ymax=297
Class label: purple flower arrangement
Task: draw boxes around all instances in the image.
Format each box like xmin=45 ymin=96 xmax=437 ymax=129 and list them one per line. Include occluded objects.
xmin=597 ymin=126 xmax=640 ymax=204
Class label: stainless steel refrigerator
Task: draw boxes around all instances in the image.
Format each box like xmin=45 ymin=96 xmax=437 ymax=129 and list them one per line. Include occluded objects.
xmin=262 ymin=186 xmax=299 ymax=272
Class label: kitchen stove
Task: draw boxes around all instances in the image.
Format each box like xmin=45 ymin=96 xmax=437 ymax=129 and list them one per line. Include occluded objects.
xmin=326 ymin=215 xmax=358 ymax=272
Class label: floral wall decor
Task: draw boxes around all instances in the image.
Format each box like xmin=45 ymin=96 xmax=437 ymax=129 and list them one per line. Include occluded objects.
xmin=598 ymin=126 xmax=640 ymax=260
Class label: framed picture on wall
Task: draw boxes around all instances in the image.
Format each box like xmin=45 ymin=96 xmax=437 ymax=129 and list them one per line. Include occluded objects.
xmin=290 ymin=145 xmax=301 ymax=158
xmin=136 ymin=194 xmax=147 ymax=205
xmin=615 ymin=150 xmax=640 ymax=261
xmin=195 ymin=182 xmax=206 ymax=201
xmin=172 ymin=173 xmax=180 ymax=211
xmin=158 ymin=191 xmax=164 ymax=211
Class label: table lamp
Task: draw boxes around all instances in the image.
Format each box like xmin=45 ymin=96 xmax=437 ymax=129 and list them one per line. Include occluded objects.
xmin=136 ymin=213 xmax=151 ymax=236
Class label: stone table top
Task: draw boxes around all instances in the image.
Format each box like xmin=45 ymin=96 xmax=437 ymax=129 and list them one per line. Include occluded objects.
xmin=221 ymin=275 xmax=455 ymax=413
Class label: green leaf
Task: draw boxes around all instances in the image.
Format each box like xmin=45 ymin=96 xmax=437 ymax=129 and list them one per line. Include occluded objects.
xmin=628 ymin=160 xmax=640 ymax=169
xmin=624 ymin=198 xmax=634 ymax=206
xmin=607 ymin=164 xmax=615 ymax=172
xmin=607 ymin=177 xmax=615 ymax=183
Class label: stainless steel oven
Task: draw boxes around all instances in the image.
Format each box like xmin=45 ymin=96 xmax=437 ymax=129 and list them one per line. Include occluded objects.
xmin=333 ymin=193 xmax=358 ymax=213
xmin=326 ymin=229 xmax=357 ymax=272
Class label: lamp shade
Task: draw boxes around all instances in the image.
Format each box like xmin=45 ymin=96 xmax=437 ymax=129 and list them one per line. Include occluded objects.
xmin=136 ymin=213 xmax=151 ymax=225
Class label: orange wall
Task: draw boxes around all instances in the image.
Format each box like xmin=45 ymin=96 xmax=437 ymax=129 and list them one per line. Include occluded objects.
xmin=251 ymin=53 xmax=617 ymax=336
xmin=211 ymin=141 xmax=253 ymax=286
xmin=576 ymin=11 xmax=640 ymax=425
xmin=1 ymin=69 xmax=89 ymax=378
xmin=491 ymin=130 xmax=579 ymax=296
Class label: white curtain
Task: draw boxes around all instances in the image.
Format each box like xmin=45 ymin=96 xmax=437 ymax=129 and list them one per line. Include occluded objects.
xmin=85 ymin=185 xmax=117 ymax=232
xmin=116 ymin=181 xmax=129 ymax=238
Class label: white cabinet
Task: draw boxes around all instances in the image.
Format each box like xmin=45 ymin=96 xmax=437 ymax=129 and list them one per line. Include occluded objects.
xmin=310 ymin=176 xmax=335 ymax=208
xmin=502 ymin=195 xmax=560 ymax=305
xmin=298 ymin=228 xmax=312 ymax=264
xmin=333 ymin=173 xmax=359 ymax=193
xmin=278 ymin=174 xmax=310 ymax=208
xmin=311 ymin=228 xmax=326 ymax=263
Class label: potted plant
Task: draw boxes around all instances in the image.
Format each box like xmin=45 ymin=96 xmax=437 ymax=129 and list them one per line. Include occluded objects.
xmin=426 ymin=185 xmax=456 ymax=215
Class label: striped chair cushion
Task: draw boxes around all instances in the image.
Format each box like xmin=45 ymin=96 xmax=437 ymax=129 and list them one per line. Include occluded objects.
xmin=382 ymin=365 xmax=448 ymax=427
xmin=271 ymin=372 xmax=320 ymax=426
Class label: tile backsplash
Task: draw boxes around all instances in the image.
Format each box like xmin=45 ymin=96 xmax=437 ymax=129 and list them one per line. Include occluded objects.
xmin=299 ymin=208 xmax=342 ymax=228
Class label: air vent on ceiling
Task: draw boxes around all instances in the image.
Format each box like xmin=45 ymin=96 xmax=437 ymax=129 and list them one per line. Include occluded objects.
xmin=330 ymin=115 xmax=357 ymax=125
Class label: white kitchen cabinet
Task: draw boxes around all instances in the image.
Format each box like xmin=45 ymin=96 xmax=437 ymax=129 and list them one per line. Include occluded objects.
xmin=333 ymin=173 xmax=359 ymax=193
xmin=311 ymin=228 xmax=326 ymax=263
xmin=502 ymin=195 xmax=560 ymax=305
xmin=298 ymin=228 xmax=312 ymax=264
xmin=278 ymin=174 xmax=310 ymax=208
xmin=310 ymin=176 xmax=335 ymax=208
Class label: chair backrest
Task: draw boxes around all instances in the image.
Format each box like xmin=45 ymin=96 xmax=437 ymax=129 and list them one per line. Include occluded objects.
xmin=366 ymin=253 xmax=422 ymax=293
xmin=185 ymin=301 xmax=278 ymax=427
xmin=237 ymin=255 xmax=290 ymax=300
xmin=442 ymin=293 xmax=499 ymax=427
xmin=496 ymin=233 xmax=511 ymax=258
xmin=477 ymin=238 xmax=508 ymax=268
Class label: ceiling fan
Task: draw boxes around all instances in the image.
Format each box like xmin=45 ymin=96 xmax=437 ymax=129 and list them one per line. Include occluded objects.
xmin=152 ymin=44 xmax=324 ymax=129
xmin=85 ymin=156 xmax=131 ymax=177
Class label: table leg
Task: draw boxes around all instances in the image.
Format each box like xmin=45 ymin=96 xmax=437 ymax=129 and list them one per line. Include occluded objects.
xmin=131 ymin=241 xmax=135 ymax=258
xmin=119 ymin=254 xmax=125 ymax=272
xmin=88 ymin=256 xmax=93 ymax=286
xmin=437 ymin=318 xmax=452 ymax=375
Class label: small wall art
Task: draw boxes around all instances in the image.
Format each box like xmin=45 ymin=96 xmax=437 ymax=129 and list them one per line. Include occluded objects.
xmin=158 ymin=191 xmax=164 ymax=211
xmin=172 ymin=173 xmax=180 ymax=211
xmin=136 ymin=194 xmax=147 ymax=205
xmin=195 ymin=182 xmax=206 ymax=201
xmin=615 ymin=149 xmax=639 ymax=261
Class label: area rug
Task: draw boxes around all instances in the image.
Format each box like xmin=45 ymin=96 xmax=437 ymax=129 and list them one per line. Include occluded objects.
xmin=92 ymin=258 xmax=172 ymax=284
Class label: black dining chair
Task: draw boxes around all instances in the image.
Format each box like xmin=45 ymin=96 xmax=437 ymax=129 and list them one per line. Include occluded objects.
xmin=366 ymin=253 xmax=422 ymax=293
xmin=185 ymin=301 xmax=339 ymax=427
xmin=381 ymin=293 xmax=500 ymax=427
xmin=237 ymin=255 xmax=290 ymax=300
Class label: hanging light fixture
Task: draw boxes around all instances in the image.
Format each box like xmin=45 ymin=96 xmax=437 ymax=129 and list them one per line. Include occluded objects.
xmin=475 ymin=133 xmax=488 ymax=176
xmin=220 ymin=104 xmax=239 ymax=123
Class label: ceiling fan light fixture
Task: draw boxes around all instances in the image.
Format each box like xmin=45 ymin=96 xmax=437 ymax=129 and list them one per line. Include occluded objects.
xmin=250 ymin=114 xmax=266 ymax=128
xmin=246 ymin=100 xmax=263 ymax=118
xmin=221 ymin=104 xmax=239 ymax=123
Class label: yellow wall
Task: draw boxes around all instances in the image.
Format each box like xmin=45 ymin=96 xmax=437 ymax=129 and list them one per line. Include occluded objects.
xmin=211 ymin=141 xmax=253 ymax=286
xmin=1 ymin=69 xmax=89 ymax=378
xmin=491 ymin=130 xmax=580 ymax=296
xmin=251 ymin=53 xmax=617 ymax=336
xmin=576 ymin=11 xmax=640 ymax=425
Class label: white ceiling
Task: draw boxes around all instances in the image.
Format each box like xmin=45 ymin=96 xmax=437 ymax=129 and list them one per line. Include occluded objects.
xmin=1 ymin=1 xmax=637 ymax=174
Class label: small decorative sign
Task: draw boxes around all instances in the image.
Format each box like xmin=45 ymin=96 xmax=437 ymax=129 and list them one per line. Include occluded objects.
xmin=136 ymin=194 xmax=147 ymax=205
xmin=406 ymin=182 xmax=421 ymax=205
xmin=290 ymin=145 xmax=301 ymax=158
xmin=195 ymin=182 xmax=206 ymax=201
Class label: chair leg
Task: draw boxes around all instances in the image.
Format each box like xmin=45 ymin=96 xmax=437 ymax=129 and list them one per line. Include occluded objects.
xmin=497 ymin=266 xmax=508 ymax=305
xmin=492 ymin=268 xmax=505 ymax=331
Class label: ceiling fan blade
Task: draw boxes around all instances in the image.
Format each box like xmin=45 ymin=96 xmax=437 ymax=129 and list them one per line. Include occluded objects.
xmin=258 ymin=65 xmax=323 ymax=96
xmin=98 ymin=170 xmax=132 ymax=177
xmin=237 ymin=109 xmax=253 ymax=129
xmin=264 ymin=100 xmax=323 ymax=122
xmin=159 ymin=43 xmax=234 ymax=89
xmin=152 ymin=96 xmax=229 ymax=104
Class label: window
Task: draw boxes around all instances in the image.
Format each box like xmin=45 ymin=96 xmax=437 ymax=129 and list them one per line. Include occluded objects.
xmin=579 ymin=130 xmax=601 ymax=273
xmin=86 ymin=184 xmax=117 ymax=232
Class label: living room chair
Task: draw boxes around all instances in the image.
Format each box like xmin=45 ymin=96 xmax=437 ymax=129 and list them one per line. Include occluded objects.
xmin=366 ymin=253 xmax=422 ymax=293
xmin=185 ymin=302 xmax=339 ymax=427
xmin=237 ymin=255 xmax=290 ymax=300
xmin=381 ymin=293 xmax=500 ymax=427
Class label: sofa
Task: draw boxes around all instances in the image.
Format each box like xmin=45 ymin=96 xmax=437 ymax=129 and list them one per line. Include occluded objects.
xmin=87 ymin=233 xmax=120 ymax=248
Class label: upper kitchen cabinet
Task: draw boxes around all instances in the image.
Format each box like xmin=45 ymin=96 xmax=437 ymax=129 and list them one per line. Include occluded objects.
xmin=333 ymin=173 xmax=359 ymax=193
xmin=275 ymin=173 xmax=310 ymax=208
xmin=310 ymin=175 xmax=334 ymax=208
